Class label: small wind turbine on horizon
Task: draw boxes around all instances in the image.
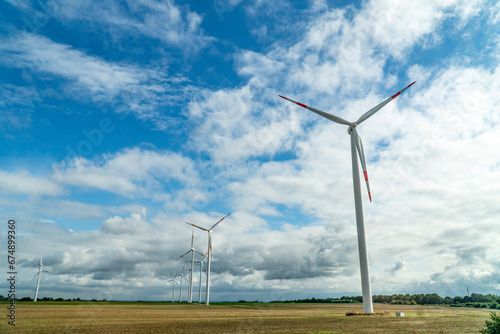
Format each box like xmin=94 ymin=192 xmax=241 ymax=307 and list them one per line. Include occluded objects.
xmin=176 ymin=231 xmax=205 ymax=304
xmin=279 ymin=81 xmax=415 ymax=313
xmin=185 ymin=212 xmax=231 ymax=306
xmin=32 ymin=255 xmax=49 ymax=302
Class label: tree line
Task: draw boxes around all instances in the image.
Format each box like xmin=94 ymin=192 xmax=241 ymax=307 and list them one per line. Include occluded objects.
xmin=2 ymin=293 xmax=499 ymax=309
xmin=276 ymin=293 xmax=500 ymax=309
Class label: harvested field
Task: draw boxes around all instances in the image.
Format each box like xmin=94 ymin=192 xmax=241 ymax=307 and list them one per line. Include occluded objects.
xmin=1 ymin=302 xmax=492 ymax=333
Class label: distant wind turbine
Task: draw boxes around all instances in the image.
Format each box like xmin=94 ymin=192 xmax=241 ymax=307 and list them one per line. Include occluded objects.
xmin=32 ymin=255 xmax=48 ymax=302
xmin=167 ymin=277 xmax=179 ymax=302
xmin=195 ymin=253 xmax=208 ymax=303
xmin=279 ymin=82 xmax=415 ymax=313
xmin=185 ymin=213 xmax=231 ymax=305
xmin=176 ymin=231 xmax=205 ymax=303
xmin=173 ymin=271 xmax=188 ymax=303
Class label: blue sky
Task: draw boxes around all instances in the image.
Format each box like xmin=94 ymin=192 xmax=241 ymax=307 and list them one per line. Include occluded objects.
xmin=1 ymin=0 xmax=500 ymax=302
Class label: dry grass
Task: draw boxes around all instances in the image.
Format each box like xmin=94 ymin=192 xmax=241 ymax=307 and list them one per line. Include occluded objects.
xmin=0 ymin=302 xmax=492 ymax=333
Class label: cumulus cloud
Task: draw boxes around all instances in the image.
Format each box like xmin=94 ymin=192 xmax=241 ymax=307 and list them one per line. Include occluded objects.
xmin=52 ymin=147 xmax=199 ymax=200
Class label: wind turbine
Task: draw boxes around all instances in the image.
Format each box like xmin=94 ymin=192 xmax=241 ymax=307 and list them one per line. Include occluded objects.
xmin=173 ymin=271 xmax=188 ymax=303
xmin=167 ymin=277 xmax=179 ymax=302
xmin=32 ymin=255 xmax=48 ymax=302
xmin=185 ymin=213 xmax=231 ymax=305
xmin=279 ymin=82 xmax=415 ymax=313
xmin=176 ymin=231 xmax=204 ymax=303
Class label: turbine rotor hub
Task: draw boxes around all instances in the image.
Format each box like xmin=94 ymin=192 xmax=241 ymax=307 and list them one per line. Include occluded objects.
xmin=348 ymin=123 xmax=357 ymax=134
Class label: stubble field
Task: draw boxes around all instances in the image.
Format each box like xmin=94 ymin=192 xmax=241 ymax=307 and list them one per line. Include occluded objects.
xmin=1 ymin=302 xmax=493 ymax=333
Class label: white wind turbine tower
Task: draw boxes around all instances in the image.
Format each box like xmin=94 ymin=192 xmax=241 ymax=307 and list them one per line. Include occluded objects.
xmin=279 ymin=82 xmax=415 ymax=313
xmin=176 ymin=231 xmax=204 ymax=303
xmin=185 ymin=213 xmax=231 ymax=306
xmin=32 ymin=255 xmax=48 ymax=302
xmin=196 ymin=254 xmax=208 ymax=303
xmin=191 ymin=253 xmax=208 ymax=303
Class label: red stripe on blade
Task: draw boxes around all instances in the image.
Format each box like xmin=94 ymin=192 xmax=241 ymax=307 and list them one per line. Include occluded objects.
xmin=391 ymin=92 xmax=401 ymax=99
xmin=363 ymin=171 xmax=369 ymax=181
xmin=368 ymin=192 xmax=372 ymax=202
xmin=297 ymin=102 xmax=307 ymax=108
xmin=278 ymin=95 xmax=287 ymax=99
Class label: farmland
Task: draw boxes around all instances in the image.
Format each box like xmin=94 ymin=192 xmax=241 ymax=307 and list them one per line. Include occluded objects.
xmin=0 ymin=302 xmax=492 ymax=333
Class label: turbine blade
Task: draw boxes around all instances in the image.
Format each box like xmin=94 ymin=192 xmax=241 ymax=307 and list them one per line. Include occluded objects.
xmin=210 ymin=212 xmax=231 ymax=230
xmin=195 ymin=250 xmax=205 ymax=257
xmin=352 ymin=128 xmax=372 ymax=202
xmin=279 ymin=95 xmax=351 ymax=126
xmin=356 ymin=81 xmax=416 ymax=125
xmin=185 ymin=222 xmax=209 ymax=232
xmin=176 ymin=250 xmax=191 ymax=261
xmin=31 ymin=273 xmax=39 ymax=280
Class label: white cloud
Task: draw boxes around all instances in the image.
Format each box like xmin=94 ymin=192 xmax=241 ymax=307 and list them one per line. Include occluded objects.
xmin=101 ymin=212 xmax=151 ymax=235
xmin=52 ymin=147 xmax=199 ymax=199
xmin=188 ymin=85 xmax=303 ymax=164
xmin=7 ymin=0 xmax=213 ymax=53
xmin=0 ymin=33 xmax=194 ymax=128
xmin=0 ymin=33 xmax=141 ymax=95
xmin=0 ymin=170 xmax=63 ymax=196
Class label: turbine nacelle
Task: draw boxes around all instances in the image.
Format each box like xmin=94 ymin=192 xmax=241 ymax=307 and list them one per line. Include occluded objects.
xmin=348 ymin=123 xmax=357 ymax=134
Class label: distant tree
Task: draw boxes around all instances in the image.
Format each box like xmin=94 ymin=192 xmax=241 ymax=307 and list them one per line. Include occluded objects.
xmin=19 ymin=297 xmax=32 ymax=301
xmin=480 ymin=312 xmax=500 ymax=334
